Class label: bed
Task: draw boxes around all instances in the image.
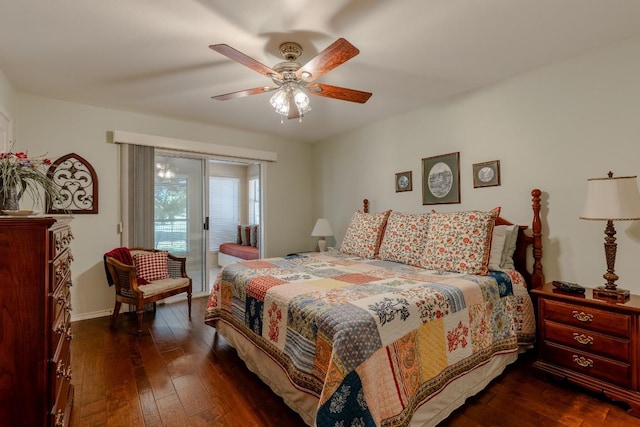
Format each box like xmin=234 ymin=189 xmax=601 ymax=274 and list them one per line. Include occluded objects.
xmin=205 ymin=189 xmax=544 ymax=426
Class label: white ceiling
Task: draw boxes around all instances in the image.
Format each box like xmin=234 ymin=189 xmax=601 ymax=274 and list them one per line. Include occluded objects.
xmin=2 ymin=1 xmax=640 ymax=143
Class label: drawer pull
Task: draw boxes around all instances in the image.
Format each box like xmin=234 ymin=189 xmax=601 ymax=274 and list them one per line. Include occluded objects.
xmin=64 ymin=365 xmax=73 ymax=381
xmin=56 ymin=360 xmax=65 ymax=378
xmin=572 ymin=310 xmax=593 ymax=323
xmin=54 ymin=409 xmax=65 ymax=427
xmin=572 ymin=333 xmax=594 ymax=345
xmin=54 ymin=323 xmax=66 ymax=335
xmin=572 ymin=355 xmax=593 ymax=368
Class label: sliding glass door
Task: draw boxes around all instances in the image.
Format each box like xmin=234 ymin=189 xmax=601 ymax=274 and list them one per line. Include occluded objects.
xmin=154 ymin=154 xmax=207 ymax=294
xmin=152 ymin=153 xmax=263 ymax=294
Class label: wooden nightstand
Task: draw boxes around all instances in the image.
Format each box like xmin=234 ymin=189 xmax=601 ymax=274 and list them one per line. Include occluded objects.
xmin=532 ymin=283 xmax=640 ymax=415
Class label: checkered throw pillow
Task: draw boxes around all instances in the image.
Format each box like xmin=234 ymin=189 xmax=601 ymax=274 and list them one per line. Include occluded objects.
xmin=133 ymin=251 xmax=170 ymax=282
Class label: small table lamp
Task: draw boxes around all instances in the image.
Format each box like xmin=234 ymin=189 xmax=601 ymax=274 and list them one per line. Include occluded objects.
xmin=311 ymin=218 xmax=333 ymax=252
xmin=580 ymin=172 xmax=640 ymax=302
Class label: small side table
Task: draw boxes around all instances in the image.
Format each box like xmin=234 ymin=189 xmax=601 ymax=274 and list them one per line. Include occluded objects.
xmin=531 ymin=283 xmax=640 ymax=416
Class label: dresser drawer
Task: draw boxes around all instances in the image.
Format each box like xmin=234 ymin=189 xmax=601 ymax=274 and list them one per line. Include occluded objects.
xmin=51 ymin=250 xmax=72 ymax=292
xmin=544 ymin=320 xmax=631 ymax=362
xmin=51 ymin=225 xmax=73 ymax=260
xmin=541 ymin=299 xmax=631 ymax=338
xmin=51 ymin=279 xmax=71 ymax=329
xmin=49 ymin=336 xmax=72 ymax=405
xmin=542 ymin=341 xmax=631 ymax=388
xmin=51 ymin=309 xmax=72 ymax=355
xmin=50 ymin=376 xmax=73 ymax=427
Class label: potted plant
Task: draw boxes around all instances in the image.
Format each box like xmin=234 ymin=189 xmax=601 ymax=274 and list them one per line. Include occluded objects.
xmin=0 ymin=142 xmax=60 ymax=213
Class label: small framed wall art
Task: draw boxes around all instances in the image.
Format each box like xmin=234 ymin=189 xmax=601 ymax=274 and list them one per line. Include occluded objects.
xmin=472 ymin=160 xmax=501 ymax=188
xmin=422 ymin=152 xmax=460 ymax=205
xmin=395 ymin=171 xmax=412 ymax=192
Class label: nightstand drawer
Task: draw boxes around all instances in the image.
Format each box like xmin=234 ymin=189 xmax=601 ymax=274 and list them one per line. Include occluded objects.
xmin=543 ymin=320 xmax=631 ymax=362
xmin=542 ymin=341 xmax=631 ymax=388
xmin=542 ymin=299 xmax=631 ymax=338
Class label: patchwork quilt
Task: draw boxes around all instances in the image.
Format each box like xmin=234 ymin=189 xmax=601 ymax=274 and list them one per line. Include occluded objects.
xmin=205 ymin=252 xmax=535 ymax=426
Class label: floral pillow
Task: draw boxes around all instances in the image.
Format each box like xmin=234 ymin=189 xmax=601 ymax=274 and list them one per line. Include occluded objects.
xmin=133 ymin=251 xmax=170 ymax=282
xmin=378 ymin=211 xmax=431 ymax=267
xmin=340 ymin=210 xmax=391 ymax=258
xmin=422 ymin=208 xmax=500 ymax=275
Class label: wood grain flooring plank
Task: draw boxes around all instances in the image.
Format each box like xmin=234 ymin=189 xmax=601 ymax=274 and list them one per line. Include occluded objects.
xmin=70 ymin=297 xmax=640 ymax=427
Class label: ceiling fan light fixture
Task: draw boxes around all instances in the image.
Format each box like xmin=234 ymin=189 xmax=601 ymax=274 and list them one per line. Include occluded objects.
xmin=270 ymin=88 xmax=290 ymax=121
xmin=270 ymin=81 xmax=311 ymax=123
xmin=293 ymin=86 xmax=311 ymax=116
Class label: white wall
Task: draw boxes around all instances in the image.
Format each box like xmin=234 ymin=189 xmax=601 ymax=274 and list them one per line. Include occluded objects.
xmin=14 ymin=94 xmax=314 ymax=319
xmin=313 ymin=35 xmax=640 ymax=295
xmin=0 ymin=69 xmax=15 ymax=151
xmin=0 ymin=69 xmax=15 ymax=114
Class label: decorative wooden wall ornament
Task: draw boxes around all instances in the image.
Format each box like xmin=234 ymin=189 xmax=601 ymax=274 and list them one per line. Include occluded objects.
xmin=47 ymin=152 xmax=99 ymax=214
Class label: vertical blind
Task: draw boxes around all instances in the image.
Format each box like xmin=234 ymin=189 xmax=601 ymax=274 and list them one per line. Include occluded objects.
xmin=209 ymin=176 xmax=240 ymax=251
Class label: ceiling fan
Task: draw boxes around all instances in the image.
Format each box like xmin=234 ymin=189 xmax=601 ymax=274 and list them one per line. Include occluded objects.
xmin=209 ymin=38 xmax=372 ymax=122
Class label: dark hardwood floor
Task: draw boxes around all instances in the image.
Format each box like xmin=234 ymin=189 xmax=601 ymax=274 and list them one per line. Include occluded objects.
xmin=71 ymin=297 xmax=638 ymax=426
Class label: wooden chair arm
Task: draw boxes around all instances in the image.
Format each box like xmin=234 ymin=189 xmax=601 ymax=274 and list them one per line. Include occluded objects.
xmin=105 ymin=256 xmax=143 ymax=294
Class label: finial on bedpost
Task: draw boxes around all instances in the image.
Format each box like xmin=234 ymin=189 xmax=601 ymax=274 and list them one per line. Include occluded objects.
xmin=531 ymin=189 xmax=544 ymax=288
xmin=363 ymin=199 xmax=369 ymax=213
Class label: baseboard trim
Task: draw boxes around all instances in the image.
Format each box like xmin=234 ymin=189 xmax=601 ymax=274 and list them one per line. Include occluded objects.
xmin=70 ymin=294 xmax=209 ymax=322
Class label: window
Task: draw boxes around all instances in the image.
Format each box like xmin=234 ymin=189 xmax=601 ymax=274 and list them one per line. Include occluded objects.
xmin=209 ymin=176 xmax=240 ymax=251
xmin=248 ymin=177 xmax=260 ymax=225
xmin=155 ymin=169 xmax=188 ymax=254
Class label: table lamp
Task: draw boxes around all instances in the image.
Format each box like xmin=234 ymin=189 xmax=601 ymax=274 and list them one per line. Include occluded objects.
xmin=311 ymin=218 xmax=333 ymax=252
xmin=580 ymin=172 xmax=640 ymax=302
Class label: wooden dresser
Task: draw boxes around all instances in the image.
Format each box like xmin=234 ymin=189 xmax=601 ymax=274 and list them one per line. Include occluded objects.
xmin=532 ymin=283 xmax=640 ymax=415
xmin=0 ymin=217 xmax=74 ymax=426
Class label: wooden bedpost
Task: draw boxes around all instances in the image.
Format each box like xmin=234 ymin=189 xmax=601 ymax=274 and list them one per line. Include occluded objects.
xmin=531 ymin=189 xmax=544 ymax=288
xmin=363 ymin=199 xmax=369 ymax=213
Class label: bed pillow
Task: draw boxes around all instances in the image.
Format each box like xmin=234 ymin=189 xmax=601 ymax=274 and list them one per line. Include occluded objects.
xmin=250 ymin=225 xmax=259 ymax=248
xmin=340 ymin=210 xmax=391 ymax=258
xmin=133 ymin=251 xmax=170 ymax=282
xmin=378 ymin=211 xmax=431 ymax=267
xmin=500 ymin=224 xmax=519 ymax=269
xmin=238 ymin=224 xmax=253 ymax=246
xmin=488 ymin=224 xmax=517 ymax=270
xmin=422 ymin=207 xmax=500 ymax=275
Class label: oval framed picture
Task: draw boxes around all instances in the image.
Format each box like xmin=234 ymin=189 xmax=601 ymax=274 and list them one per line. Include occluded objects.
xmin=421 ymin=152 xmax=460 ymax=205
xmin=472 ymin=160 xmax=501 ymax=188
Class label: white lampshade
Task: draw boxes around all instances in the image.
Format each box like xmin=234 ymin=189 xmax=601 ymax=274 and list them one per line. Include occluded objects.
xmin=580 ymin=174 xmax=640 ymax=221
xmin=311 ymin=218 xmax=333 ymax=237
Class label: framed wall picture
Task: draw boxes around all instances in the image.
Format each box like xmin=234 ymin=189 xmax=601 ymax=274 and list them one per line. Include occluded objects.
xmin=422 ymin=152 xmax=460 ymax=205
xmin=472 ymin=160 xmax=501 ymax=188
xmin=47 ymin=153 xmax=99 ymax=214
xmin=395 ymin=171 xmax=412 ymax=192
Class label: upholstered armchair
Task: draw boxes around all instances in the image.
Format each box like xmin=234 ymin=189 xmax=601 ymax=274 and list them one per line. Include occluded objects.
xmin=104 ymin=247 xmax=192 ymax=335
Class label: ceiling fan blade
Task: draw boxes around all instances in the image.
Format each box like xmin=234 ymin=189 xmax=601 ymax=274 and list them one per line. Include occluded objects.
xmin=307 ymin=83 xmax=372 ymax=103
xmin=210 ymin=44 xmax=281 ymax=79
xmin=212 ymin=86 xmax=277 ymax=101
xmin=296 ymin=38 xmax=360 ymax=82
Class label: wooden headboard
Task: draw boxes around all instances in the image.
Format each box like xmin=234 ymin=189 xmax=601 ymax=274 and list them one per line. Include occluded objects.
xmin=362 ymin=188 xmax=544 ymax=290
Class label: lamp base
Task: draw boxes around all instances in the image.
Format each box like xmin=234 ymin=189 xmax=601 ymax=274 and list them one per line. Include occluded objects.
xmin=593 ymin=286 xmax=630 ymax=303
xmin=318 ymin=239 xmax=327 ymax=252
